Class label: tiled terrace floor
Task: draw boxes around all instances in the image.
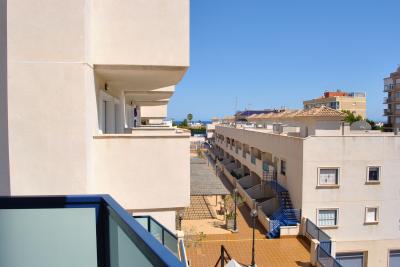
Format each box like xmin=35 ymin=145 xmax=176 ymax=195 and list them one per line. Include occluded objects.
xmin=183 ymin=196 xmax=216 ymax=220
xmin=185 ymin=152 xmax=311 ymax=267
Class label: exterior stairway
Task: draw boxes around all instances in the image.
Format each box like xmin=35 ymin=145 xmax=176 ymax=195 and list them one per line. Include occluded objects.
xmin=266 ymin=180 xmax=301 ymax=239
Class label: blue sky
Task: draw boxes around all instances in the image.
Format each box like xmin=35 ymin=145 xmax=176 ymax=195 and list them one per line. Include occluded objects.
xmin=168 ymin=0 xmax=400 ymax=121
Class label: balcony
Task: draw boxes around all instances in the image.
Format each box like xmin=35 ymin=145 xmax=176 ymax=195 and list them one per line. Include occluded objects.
xmin=384 ymin=83 xmax=400 ymax=92
xmin=384 ymin=109 xmax=400 ymax=116
xmin=384 ymin=109 xmax=392 ymax=116
xmin=134 ymin=216 xmax=180 ymax=257
xmin=384 ymin=96 xmax=400 ymax=104
xmin=0 ymin=195 xmax=186 ymax=267
xmin=92 ymin=130 xmax=190 ymax=210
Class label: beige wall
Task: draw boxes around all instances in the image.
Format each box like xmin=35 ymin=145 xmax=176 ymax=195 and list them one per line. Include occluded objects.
xmin=141 ymin=104 xmax=168 ymax=119
xmin=2 ymin=0 xmax=190 ymax=229
xmin=6 ymin=1 xmax=92 ymax=195
xmin=91 ymin=0 xmax=189 ymax=67
xmin=216 ymin=125 xmax=400 ymax=266
xmin=216 ymin=126 xmax=304 ymax=209
xmin=92 ymin=134 xmax=190 ymax=210
xmin=302 ymin=136 xmax=400 ymax=266
xmin=0 ymin=0 xmax=10 ymax=195
xmin=304 ymin=96 xmax=366 ymax=118
xmin=8 ymin=0 xmax=88 ymax=62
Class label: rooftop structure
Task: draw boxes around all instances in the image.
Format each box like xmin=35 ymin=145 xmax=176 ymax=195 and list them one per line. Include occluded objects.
xmin=303 ymin=90 xmax=367 ymax=118
xmin=234 ymin=109 xmax=277 ymax=121
xmin=211 ymin=106 xmax=400 ymax=266
xmin=0 ymin=0 xmax=190 ymax=231
xmin=383 ymin=66 xmax=400 ymax=132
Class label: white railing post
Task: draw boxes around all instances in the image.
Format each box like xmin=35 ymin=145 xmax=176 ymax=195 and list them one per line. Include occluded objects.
xmin=310 ymin=239 xmax=320 ymax=266
xmin=176 ymin=231 xmax=189 ymax=267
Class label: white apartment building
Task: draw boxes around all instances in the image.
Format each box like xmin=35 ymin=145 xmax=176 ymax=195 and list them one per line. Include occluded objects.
xmin=212 ymin=107 xmax=400 ymax=267
xmin=0 ymin=0 xmax=190 ymax=231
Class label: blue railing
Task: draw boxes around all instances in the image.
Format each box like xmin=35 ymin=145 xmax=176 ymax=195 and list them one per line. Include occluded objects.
xmin=134 ymin=215 xmax=179 ymax=257
xmin=317 ymin=245 xmax=342 ymax=267
xmin=305 ymin=219 xmax=342 ymax=267
xmin=0 ymin=195 xmax=185 ymax=267
xmin=305 ymin=218 xmax=331 ymax=254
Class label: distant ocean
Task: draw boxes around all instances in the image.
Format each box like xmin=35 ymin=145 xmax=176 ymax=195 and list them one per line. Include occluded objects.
xmin=173 ymin=120 xmax=211 ymax=124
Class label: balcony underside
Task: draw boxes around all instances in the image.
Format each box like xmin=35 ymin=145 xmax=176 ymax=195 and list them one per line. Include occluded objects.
xmin=94 ymin=65 xmax=188 ymax=91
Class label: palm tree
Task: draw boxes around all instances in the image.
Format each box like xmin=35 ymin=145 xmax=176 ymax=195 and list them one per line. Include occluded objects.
xmin=342 ymin=110 xmax=362 ymax=124
xmin=187 ymin=113 xmax=193 ymax=123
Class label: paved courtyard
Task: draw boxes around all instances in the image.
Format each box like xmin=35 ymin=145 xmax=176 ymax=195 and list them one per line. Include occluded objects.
xmin=182 ymin=196 xmax=216 ymax=220
xmin=184 ymin=152 xmax=311 ymax=267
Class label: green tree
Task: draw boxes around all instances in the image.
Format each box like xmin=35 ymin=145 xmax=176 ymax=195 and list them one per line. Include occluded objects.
xmin=187 ymin=113 xmax=193 ymax=122
xmin=342 ymin=110 xmax=362 ymax=124
xmin=366 ymin=119 xmax=383 ymax=131
xmin=179 ymin=119 xmax=188 ymax=127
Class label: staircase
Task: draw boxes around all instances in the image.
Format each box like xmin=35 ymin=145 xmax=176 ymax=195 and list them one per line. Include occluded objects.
xmin=266 ymin=180 xmax=301 ymax=239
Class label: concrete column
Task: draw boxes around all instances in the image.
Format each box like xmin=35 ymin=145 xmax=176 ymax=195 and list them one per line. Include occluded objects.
xmin=330 ymin=239 xmax=336 ymax=257
xmin=310 ymin=239 xmax=320 ymax=266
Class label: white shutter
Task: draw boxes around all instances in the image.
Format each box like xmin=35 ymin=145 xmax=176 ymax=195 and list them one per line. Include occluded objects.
xmin=366 ymin=208 xmax=377 ymax=222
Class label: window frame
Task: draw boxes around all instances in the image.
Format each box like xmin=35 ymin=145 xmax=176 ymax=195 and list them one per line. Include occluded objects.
xmin=280 ymin=159 xmax=286 ymax=176
xmin=316 ymin=208 xmax=339 ymax=228
xmin=366 ymin=166 xmax=381 ymax=184
xmin=364 ymin=206 xmax=379 ymax=224
xmin=317 ymin=167 xmax=340 ymax=188
xmin=388 ymin=249 xmax=400 ymax=267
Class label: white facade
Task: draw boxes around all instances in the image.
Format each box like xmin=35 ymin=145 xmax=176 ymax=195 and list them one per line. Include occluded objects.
xmin=214 ymin=110 xmax=400 ymax=267
xmin=0 ymin=0 xmax=190 ymax=230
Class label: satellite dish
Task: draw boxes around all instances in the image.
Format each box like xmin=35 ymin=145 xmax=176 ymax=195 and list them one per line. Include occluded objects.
xmin=350 ymin=120 xmax=372 ymax=131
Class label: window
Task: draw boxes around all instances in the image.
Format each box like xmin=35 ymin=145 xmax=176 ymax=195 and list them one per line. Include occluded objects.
xmin=317 ymin=209 xmax=338 ymax=227
xmin=367 ymin=166 xmax=380 ymax=183
xmin=280 ymin=160 xmax=286 ymax=175
xmin=336 ymin=252 xmax=364 ymax=267
xmin=389 ymin=250 xmax=400 ymax=267
xmin=318 ymin=168 xmax=339 ymax=186
xmin=365 ymin=207 xmax=379 ymax=223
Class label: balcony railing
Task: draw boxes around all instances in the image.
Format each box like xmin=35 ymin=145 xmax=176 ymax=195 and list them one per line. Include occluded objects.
xmin=134 ymin=215 xmax=179 ymax=257
xmin=384 ymin=83 xmax=400 ymax=92
xmin=305 ymin=218 xmax=332 ymax=253
xmin=384 ymin=97 xmax=400 ymax=104
xmin=384 ymin=109 xmax=392 ymax=116
xmin=0 ymin=195 xmax=185 ymax=267
xmin=317 ymin=245 xmax=342 ymax=267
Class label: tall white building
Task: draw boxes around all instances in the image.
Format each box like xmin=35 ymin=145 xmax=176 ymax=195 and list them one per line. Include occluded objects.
xmin=212 ymin=107 xmax=400 ymax=267
xmin=0 ymin=0 xmax=190 ymax=230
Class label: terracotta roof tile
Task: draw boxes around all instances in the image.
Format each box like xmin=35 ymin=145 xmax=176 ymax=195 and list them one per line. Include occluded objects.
xmin=295 ymin=106 xmax=345 ymax=118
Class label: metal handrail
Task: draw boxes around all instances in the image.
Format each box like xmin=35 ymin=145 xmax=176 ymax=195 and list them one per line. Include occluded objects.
xmin=305 ymin=218 xmax=332 ymax=254
xmin=134 ymin=215 xmax=179 ymax=257
xmin=214 ymin=245 xmax=233 ymax=267
xmin=317 ymin=245 xmax=342 ymax=267
xmin=178 ymin=239 xmax=189 ymax=266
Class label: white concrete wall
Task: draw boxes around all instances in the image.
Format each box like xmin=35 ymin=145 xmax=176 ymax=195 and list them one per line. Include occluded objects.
xmin=92 ymin=134 xmax=190 ymax=210
xmin=302 ymin=135 xmax=400 ymax=266
xmin=216 ymin=126 xmax=304 ymax=209
xmin=0 ymin=0 xmax=10 ymax=195
xmin=141 ymin=104 xmax=167 ymax=119
xmin=3 ymin=0 xmax=190 ymax=230
xmin=91 ymin=0 xmax=189 ymax=67
xmin=7 ymin=1 xmax=91 ymax=195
